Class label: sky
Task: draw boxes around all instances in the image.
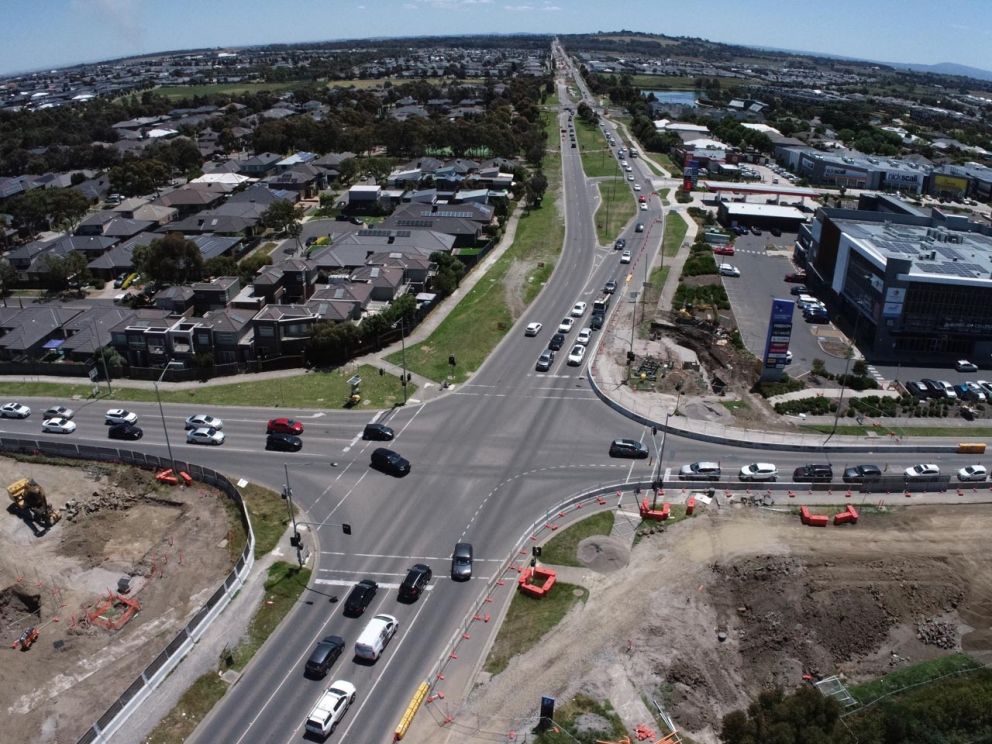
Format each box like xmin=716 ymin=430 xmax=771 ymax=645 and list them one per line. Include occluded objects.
xmin=3 ymin=0 xmax=991 ymax=76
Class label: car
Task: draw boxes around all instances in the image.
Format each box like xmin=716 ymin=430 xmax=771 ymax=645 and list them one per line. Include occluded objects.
xmin=604 ymin=279 xmax=617 ymax=294
xmin=679 ymin=461 xmax=722 ymax=481
xmin=557 ymin=317 xmax=574 ymax=333
xmin=770 ymin=227 xmax=782 ymax=237
xmin=525 ymin=322 xmax=543 ymax=336
xmin=370 ymin=447 xmax=411 ymax=476
xmin=635 ymin=223 xmax=644 ymax=233
xmin=1 ymin=402 xmax=31 ymax=419
xmin=620 ymin=250 xmax=632 ymax=264
xmin=804 ymin=306 xmax=828 ymax=322
xmin=790 ymin=285 xmax=808 ymax=296
xmin=956 ymin=359 xmax=978 ymax=373
xmin=713 ymin=244 xmax=735 ymax=255
xmin=920 ymin=379 xmax=946 ymax=398
xmin=344 ymin=579 xmax=378 ymax=616
xmin=589 ymin=312 xmax=605 ymax=330
xmin=535 ymin=349 xmax=555 ymax=372
xmin=451 ymin=542 xmax=474 ymax=580
xmin=113 ymin=272 xmax=128 ymax=289
xmin=570 ymin=143 xmax=576 ymax=148
xmin=548 ymin=333 xmax=565 ymax=351
xmin=905 ymin=463 xmax=940 ymax=479
xmin=905 ymin=381 xmax=930 ymax=399
xmin=784 ymin=271 xmax=808 ymax=283
xmin=41 ymin=417 xmax=76 ymax=434
xmin=42 ymin=405 xmax=74 ymax=420
xmin=576 ymin=328 xmax=592 ymax=346
xmin=954 ymin=383 xmax=981 ymax=402
xmin=185 ymin=414 xmax=223 ymax=430
xmin=362 ymin=423 xmax=394 ymax=441
xmin=267 ymin=418 xmax=303 ymax=435
xmin=609 ymin=438 xmax=649 ymax=459
xmin=958 ymin=465 xmax=988 ymax=482
xmin=739 ymin=463 xmax=778 ymax=481
xmin=977 ymin=380 xmax=992 ymax=399
xmin=305 ymin=635 xmax=345 ymax=678
xmin=570 ymin=302 xmax=587 ymax=317
xmin=398 ymin=564 xmax=432 ymax=601
xmin=937 ymin=380 xmax=957 ymax=399
xmin=614 ymin=238 xmax=626 ymax=250
xmin=108 ymin=423 xmax=143 ymax=440
xmin=638 ymin=195 xmax=647 ymax=203
xmin=186 ymin=427 xmax=224 ymax=445
xmin=750 ymin=226 xmax=762 ymax=235
xmin=105 ymin=408 xmax=137 ymax=425
xmin=266 ymin=433 xmax=302 ymax=452
xmin=718 ymin=263 xmax=741 ymax=277
xmin=639 ymin=201 xmax=647 ymax=209
xmin=567 ymin=344 xmax=586 ymax=366
xmin=964 ymin=382 xmax=987 ymax=402
xmin=634 ymin=184 xmax=642 ymax=191
xmin=842 ymin=464 xmax=882 ymax=483
xmin=304 ymin=680 xmax=357 ymax=738
xmin=792 ymin=464 xmax=833 ymax=482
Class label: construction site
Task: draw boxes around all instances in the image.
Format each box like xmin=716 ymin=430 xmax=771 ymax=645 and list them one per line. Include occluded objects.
xmin=456 ymin=504 xmax=992 ymax=744
xmin=0 ymin=456 xmax=235 ymax=744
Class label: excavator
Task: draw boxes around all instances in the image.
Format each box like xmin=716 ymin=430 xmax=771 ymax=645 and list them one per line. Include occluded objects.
xmin=7 ymin=478 xmax=61 ymax=528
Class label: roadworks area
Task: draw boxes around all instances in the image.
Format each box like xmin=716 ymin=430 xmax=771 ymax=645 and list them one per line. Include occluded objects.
xmin=460 ymin=504 xmax=992 ymax=743
xmin=0 ymin=457 xmax=234 ymax=744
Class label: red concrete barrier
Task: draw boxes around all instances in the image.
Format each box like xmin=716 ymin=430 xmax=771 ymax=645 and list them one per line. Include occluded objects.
xmin=517 ymin=566 xmax=557 ymax=598
xmin=639 ymin=498 xmax=670 ymax=521
xmin=686 ymin=496 xmax=696 ymax=515
xmin=806 ymin=514 xmax=829 ymax=527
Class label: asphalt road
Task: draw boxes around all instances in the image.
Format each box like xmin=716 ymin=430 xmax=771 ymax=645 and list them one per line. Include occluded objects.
xmin=2 ymin=49 xmax=986 ymax=744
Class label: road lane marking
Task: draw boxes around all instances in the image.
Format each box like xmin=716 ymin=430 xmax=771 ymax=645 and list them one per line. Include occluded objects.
xmin=314 ymin=579 xmax=408 ymax=588
xmin=317 ymin=470 xmax=369 ymax=526
xmin=319 ymin=551 xmax=503 ymax=562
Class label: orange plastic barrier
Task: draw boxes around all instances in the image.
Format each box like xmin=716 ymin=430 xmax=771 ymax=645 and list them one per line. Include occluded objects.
xmin=686 ymin=495 xmax=696 ymax=515
xmin=517 ymin=566 xmax=557 ymax=598
xmin=639 ymin=498 xmax=670 ymax=521
xmin=833 ymin=504 xmax=860 ymax=525
xmin=155 ymin=469 xmax=178 ymax=485
xmin=800 ymin=506 xmax=828 ymax=527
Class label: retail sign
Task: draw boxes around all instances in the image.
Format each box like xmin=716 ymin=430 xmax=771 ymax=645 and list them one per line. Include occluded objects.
xmin=761 ymin=299 xmax=795 ymax=378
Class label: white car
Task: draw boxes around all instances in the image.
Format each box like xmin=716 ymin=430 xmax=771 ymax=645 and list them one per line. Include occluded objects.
xmin=187 ymin=427 xmax=225 ymax=446
xmin=524 ymin=322 xmax=543 ymax=337
xmin=739 ymin=463 xmax=778 ymax=481
xmin=0 ymin=402 xmax=31 ymax=419
xmin=567 ymin=344 xmax=586 ymax=366
xmin=576 ymin=328 xmax=592 ymax=345
xmin=627 ymin=174 xmax=635 ymax=181
xmin=105 ymin=409 xmax=138 ymax=425
xmin=570 ymin=302 xmax=587 ymax=317
xmin=43 ymin=405 xmax=74 ymax=420
xmin=719 ymin=263 xmax=741 ymax=277
xmin=957 ymin=465 xmax=988 ymax=482
xmin=634 ymin=184 xmax=642 ymax=191
xmin=557 ymin=317 xmax=574 ymax=333
xmin=956 ymin=359 xmax=978 ymax=373
xmin=185 ymin=414 xmax=224 ymax=430
xmin=937 ymin=381 xmax=957 ymax=399
xmin=304 ymin=680 xmax=357 ymax=738
xmin=640 ymin=203 xmax=648 ymax=210
xmin=620 ymin=250 xmax=632 ymax=264
xmin=41 ymin=417 xmax=76 ymax=434
xmin=905 ymin=463 xmax=940 ymax=479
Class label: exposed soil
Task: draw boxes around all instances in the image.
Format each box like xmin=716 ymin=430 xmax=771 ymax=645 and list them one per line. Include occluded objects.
xmin=0 ymin=457 xmax=234 ymax=744
xmin=460 ymin=506 xmax=992 ymax=743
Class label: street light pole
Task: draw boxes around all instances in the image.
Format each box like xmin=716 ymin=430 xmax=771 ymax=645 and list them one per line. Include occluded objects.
xmin=395 ymin=317 xmax=408 ymax=406
xmin=283 ymin=463 xmax=304 ymax=568
xmin=652 ymin=389 xmax=681 ymax=509
xmin=90 ymin=318 xmax=112 ymax=395
xmin=154 ymin=359 xmax=180 ymax=478
xmin=825 ymin=295 xmax=864 ymax=445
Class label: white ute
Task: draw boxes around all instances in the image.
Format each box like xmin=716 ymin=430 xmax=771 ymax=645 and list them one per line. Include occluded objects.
xmin=305 ymin=680 xmax=357 ymax=739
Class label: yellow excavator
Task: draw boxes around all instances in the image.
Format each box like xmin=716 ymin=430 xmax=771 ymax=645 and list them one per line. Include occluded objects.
xmin=7 ymin=478 xmax=61 ymax=528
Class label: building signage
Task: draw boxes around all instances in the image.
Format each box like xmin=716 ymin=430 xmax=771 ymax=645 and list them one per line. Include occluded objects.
xmin=933 ymin=174 xmax=968 ymax=195
xmin=762 ymin=299 xmax=795 ymax=375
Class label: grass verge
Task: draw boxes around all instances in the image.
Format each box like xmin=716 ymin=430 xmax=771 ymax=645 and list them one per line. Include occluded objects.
xmin=595 ymin=178 xmax=636 ymax=245
xmin=662 ymin=211 xmax=689 ymax=257
xmin=239 ymin=483 xmax=292 ymax=558
xmin=0 ymin=364 xmax=410 ymax=410
xmin=654 ymin=153 xmax=682 ymax=176
xmin=633 ymin=504 xmax=693 ymax=546
xmin=849 ymin=653 xmax=983 ymax=704
xmin=540 ymin=511 xmax=614 ymax=567
xmin=143 ymin=672 xmax=228 ymax=744
xmin=637 ymin=265 xmax=670 ymax=338
xmin=154 ymin=81 xmax=308 ymax=99
xmin=799 ymin=424 xmax=992 ymax=437
xmin=659 ymin=187 xmax=671 ymax=206
xmin=533 ymin=695 xmax=627 ymax=743
xmin=484 ymin=582 xmax=588 ymax=676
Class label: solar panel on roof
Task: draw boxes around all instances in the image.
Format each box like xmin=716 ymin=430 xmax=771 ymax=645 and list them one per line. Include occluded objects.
xmin=935 ymin=245 xmax=965 ymax=261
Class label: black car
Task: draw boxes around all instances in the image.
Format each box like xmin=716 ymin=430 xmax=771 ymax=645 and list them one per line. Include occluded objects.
xmin=589 ymin=312 xmax=605 ymax=331
xmin=370 ymin=447 xmax=411 ymax=477
xmin=920 ymin=379 xmax=946 ymax=399
xmin=604 ymin=280 xmax=618 ymax=294
xmin=790 ymin=285 xmax=808 ymax=296
xmin=793 ymin=464 xmax=833 ymax=482
xmin=804 ymin=307 xmax=828 ymax=323
xmin=363 ymin=423 xmax=395 ymax=441
xmin=266 ymin=433 xmax=302 ymax=452
xmin=548 ymin=333 xmax=565 ymax=351
xmin=398 ymin=564 xmax=432 ymax=601
xmin=770 ymin=227 xmax=782 ymax=237
xmin=304 ymin=635 xmax=345 ymax=678
xmin=614 ymin=238 xmax=626 ymax=250
xmin=343 ymin=579 xmax=378 ymax=617
xmin=609 ymin=438 xmax=649 ymax=459
xmin=451 ymin=542 xmax=473 ymax=581
xmin=843 ymin=464 xmax=882 ymax=483
xmin=108 ymin=423 xmax=143 ymax=440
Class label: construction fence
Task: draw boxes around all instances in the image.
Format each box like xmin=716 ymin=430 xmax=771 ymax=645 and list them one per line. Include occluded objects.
xmin=0 ymin=437 xmax=255 ymax=744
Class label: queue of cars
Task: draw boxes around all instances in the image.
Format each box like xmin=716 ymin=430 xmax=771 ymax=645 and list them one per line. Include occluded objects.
xmin=528 ymin=286 xmax=616 ymax=372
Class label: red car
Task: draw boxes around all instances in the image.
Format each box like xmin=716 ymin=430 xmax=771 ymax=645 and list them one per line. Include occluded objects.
xmin=638 ymin=195 xmax=647 ymax=203
xmin=713 ymin=244 xmax=735 ymax=256
xmin=267 ymin=418 xmax=304 ymax=435
xmin=784 ymin=271 xmax=808 ymax=283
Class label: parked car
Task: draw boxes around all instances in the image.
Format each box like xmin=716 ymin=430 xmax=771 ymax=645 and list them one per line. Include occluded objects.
xmin=905 ymin=381 xmax=929 ymax=399
xmin=679 ymin=461 xmax=722 ymax=481
xmin=0 ymin=402 xmax=31 ymax=419
xmin=304 ymin=635 xmax=345 ymax=679
xmin=905 ymin=463 xmax=940 ymax=479
xmin=535 ymin=349 xmax=555 ymax=372
xmin=266 ymin=433 xmax=303 ymax=452
xmin=937 ymin=380 xmax=958 ymax=399
xmin=43 ymin=405 xmax=74 ymax=420
xmin=749 ymin=226 xmax=762 ymax=235
xmin=784 ymin=271 xmax=808 ymax=283
xmin=739 ymin=463 xmax=778 ymax=481
xmin=718 ymin=263 xmax=741 ymax=277
xmin=398 ymin=564 xmax=432 ymax=602
xmin=770 ymin=227 xmax=782 ymax=237
xmin=620 ymin=250 xmax=632 ymax=264
xmin=267 ymin=418 xmax=303 ymax=435
xmin=793 ymin=464 xmax=833 ymax=482
xmin=842 ymin=464 xmax=882 ymax=483
xmin=370 ymin=447 xmax=411 ymax=476
xmin=451 ymin=542 xmax=473 ymax=580
xmin=965 ymin=382 xmax=988 ymax=402
xmin=187 ymin=427 xmax=224 ymax=446
xmin=713 ymin=245 xmax=735 ymax=256
xmin=41 ymin=417 xmax=76 ymax=434
xmin=524 ymin=322 xmax=543 ymax=337
xmin=790 ymin=285 xmax=808 ymax=296
xmin=920 ymin=379 xmax=945 ymax=398
xmin=609 ymin=438 xmax=649 ymax=459
xmin=956 ymin=359 xmax=978 ymax=372
xmin=343 ymin=579 xmax=378 ymax=617
xmin=185 ymin=414 xmax=223 ymax=430
xmin=108 ymin=423 xmax=142 ymax=440
xmin=362 ymin=423 xmax=394 ymax=441
xmin=104 ymin=408 xmax=137 ymax=425
xmin=548 ymin=333 xmax=565 ymax=351
xmin=957 ymin=465 xmax=987 ymax=482
xmin=567 ymin=344 xmax=586 ymax=366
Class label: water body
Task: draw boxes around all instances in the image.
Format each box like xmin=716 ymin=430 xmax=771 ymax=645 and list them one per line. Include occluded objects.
xmin=646 ymin=90 xmax=699 ymax=107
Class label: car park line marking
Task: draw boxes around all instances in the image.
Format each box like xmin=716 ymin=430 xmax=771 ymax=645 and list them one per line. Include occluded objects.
xmin=332 ymin=588 xmax=437 ymax=744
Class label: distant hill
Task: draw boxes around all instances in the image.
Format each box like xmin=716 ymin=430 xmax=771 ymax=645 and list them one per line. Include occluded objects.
xmin=891 ymin=62 xmax=992 ymax=82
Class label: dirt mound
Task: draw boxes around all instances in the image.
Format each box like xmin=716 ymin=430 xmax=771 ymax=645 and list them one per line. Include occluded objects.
xmin=576 ymin=536 xmax=628 ymax=573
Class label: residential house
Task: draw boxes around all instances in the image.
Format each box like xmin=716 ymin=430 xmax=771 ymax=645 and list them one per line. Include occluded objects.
xmin=0 ymin=305 xmax=84 ymax=361
xmin=60 ymin=306 xmax=135 ymax=362
xmin=239 ymin=152 xmax=282 ymax=177
xmin=367 ymin=251 xmax=432 ymax=285
xmin=381 ymin=202 xmax=492 ymax=247
xmin=228 ymin=183 xmax=299 ymax=206
xmin=9 ymin=234 xmax=117 ymax=280
xmin=191 ymin=276 xmax=240 ymax=313
xmin=153 ymin=286 xmax=195 ymax=315
xmin=167 ymin=202 xmax=267 ymax=238
xmin=86 ymin=231 xmax=158 ymax=280
xmin=349 ymin=265 xmax=404 ymax=301
xmin=109 ymin=309 xmax=180 ymax=368
xmin=264 ymin=164 xmax=324 ymax=198
xmin=306 ymin=282 xmax=373 ymax=322
xmin=251 ymin=304 xmax=318 ymax=358
xmin=152 ymin=187 xmax=226 ymax=218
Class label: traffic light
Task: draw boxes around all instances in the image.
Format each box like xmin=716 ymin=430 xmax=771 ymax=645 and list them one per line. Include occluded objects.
xmin=290 ymin=532 xmax=301 ymax=548
xmin=342 ymin=523 xmax=352 ymax=535
xmin=532 ymin=546 xmax=542 ymax=558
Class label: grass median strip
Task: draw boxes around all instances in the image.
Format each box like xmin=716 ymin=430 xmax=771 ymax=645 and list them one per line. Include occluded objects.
xmin=596 ymin=177 xmax=636 ymax=245
xmin=539 ymin=511 xmax=614 ymax=567
xmin=576 ymin=120 xmax=616 ymax=178
xmin=484 ymin=581 xmax=588 ymax=676
xmin=663 ymin=211 xmax=689 ymax=257
xmin=239 ymin=483 xmax=293 ymax=558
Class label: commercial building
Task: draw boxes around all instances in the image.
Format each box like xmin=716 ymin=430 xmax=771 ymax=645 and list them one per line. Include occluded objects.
xmin=799 ymin=206 xmax=992 ymax=363
xmin=788 ymin=150 xmax=928 ymax=194
xmin=717 ymin=202 xmax=809 ymax=231
xmin=929 ymin=163 xmax=992 ymax=201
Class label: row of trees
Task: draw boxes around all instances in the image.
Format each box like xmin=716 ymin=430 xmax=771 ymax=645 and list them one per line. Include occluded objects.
xmin=3 ymin=187 xmax=90 ymax=233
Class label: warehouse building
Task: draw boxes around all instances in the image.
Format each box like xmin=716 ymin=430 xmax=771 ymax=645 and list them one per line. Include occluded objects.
xmin=717 ymin=202 xmax=808 ymax=232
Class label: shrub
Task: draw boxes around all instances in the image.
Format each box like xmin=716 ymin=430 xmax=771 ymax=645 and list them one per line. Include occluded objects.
xmin=756 ymin=375 xmax=806 ymax=398
xmin=774 ymin=396 xmax=835 ymax=415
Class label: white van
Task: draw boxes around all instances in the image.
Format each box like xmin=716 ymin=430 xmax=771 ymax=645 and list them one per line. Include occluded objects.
xmin=354 ymin=614 xmax=397 ymax=662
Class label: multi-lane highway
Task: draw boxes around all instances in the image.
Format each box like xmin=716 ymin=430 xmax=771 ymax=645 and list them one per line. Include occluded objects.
xmin=0 ymin=47 xmax=979 ymax=744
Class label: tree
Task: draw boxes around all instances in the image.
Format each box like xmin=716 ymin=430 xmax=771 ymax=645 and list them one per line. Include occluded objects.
xmin=109 ymin=158 xmax=171 ymax=197
xmin=719 ymin=687 xmax=841 ymax=744
xmin=132 ymin=232 xmax=204 ymax=285
xmin=262 ymin=199 xmax=302 ymax=233
xmin=526 ymin=171 xmax=549 ymax=206
xmin=204 ymin=255 xmax=239 ymax=278
xmin=431 ymin=252 xmax=466 ymax=297
xmin=238 ymin=251 xmax=274 ymax=286
xmin=43 ymin=250 xmax=88 ymax=291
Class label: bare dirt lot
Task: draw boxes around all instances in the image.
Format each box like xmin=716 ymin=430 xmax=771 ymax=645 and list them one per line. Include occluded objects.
xmin=460 ymin=505 xmax=992 ymax=743
xmin=0 ymin=456 xmax=235 ymax=744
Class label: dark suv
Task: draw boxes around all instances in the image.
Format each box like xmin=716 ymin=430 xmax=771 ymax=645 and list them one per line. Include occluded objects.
xmin=370 ymin=448 xmax=411 ymax=476
xmin=843 ymin=464 xmax=882 ymax=483
xmin=548 ymin=333 xmax=565 ymax=351
xmin=398 ymin=564 xmax=432 ymax=602
xmin=344 ymin=579 xmax=378 ymax=616
xmin=609 ymin=438 xmax=649 ymax=459
xmin=304 ymin=635 xmax=345 ymax=678
xmin=792 ymin=464 xmax=833 ymax=482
